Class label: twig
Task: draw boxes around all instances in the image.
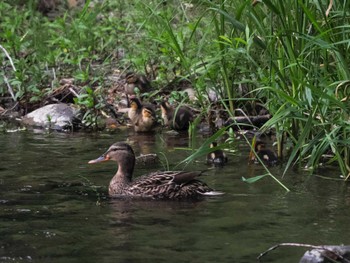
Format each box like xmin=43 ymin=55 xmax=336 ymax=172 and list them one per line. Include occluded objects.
xmin=69 ymin=87 xmax=79 ymax=97
xmin=3 ymin=73 xmax=16 ymax=102
xmin=326 ymin=0 xmax=333 ymax=17
xmin=235 ymin=108 xmax=254 ymax=126
xmin=0 ymin=44 xmax=17 ymax=102
xmin=0 ymin=44 xmax=16 ymax=71
xmin=1 ymin=102 xmax=18 ymax=116
xmin=257 ymin=243 xmax=350 ymax=263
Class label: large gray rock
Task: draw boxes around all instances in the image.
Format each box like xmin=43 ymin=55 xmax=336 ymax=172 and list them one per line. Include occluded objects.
xmin=22 ymin=103 xmax=79 ymax=130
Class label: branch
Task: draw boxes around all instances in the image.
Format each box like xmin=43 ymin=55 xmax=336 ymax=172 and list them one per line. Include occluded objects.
xmin=0 ymin=44 xmax=17 ymax=102
xmin=0 ymin=44 xmax=16 ymax=71
xmin=3 ymin=73 xmax=16 ymax=102
xmin=326 ymin=0 xmax=333 ymax=17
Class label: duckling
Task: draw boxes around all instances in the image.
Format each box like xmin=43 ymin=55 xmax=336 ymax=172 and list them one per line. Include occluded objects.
xmin=128 ymin=97 xmax=157 ymax=132
xmin=250 ymin=141 xmax=278 ymax=166
xmin=128 ymin=97 xmax=142 ymax=124
xmin=135 ymin=153 xmax=159 ymax=166
xmin=105 ymin=118 xmax=119 ymax=130
xmin=207 ymin=142 xmax=228 ymax=166
xmin=88 ymin=142 xmax=224 ymax=200
xmin=160 ymin=101 xmax=193 ymax=131
xmin=125 ymin=72 xmax=152 ymax=96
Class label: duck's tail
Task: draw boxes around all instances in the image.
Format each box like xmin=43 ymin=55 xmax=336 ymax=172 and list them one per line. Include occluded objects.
xmin=202 ymin=191 xmax=225 ymax=196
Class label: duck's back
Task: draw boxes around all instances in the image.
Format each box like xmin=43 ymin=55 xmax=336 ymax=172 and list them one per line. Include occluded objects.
xmin=126 ymin=171 xmax=214 ymax=200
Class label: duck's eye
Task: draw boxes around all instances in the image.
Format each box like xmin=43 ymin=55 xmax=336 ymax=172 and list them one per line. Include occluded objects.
xmin=113 ymin=147 xmax=126 ymax=152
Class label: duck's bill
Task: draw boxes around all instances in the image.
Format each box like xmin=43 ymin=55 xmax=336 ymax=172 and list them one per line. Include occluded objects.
xmin=88 ymin=155 xmax=109 ymax=164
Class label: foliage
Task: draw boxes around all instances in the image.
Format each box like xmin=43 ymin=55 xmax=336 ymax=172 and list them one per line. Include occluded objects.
xmin=73 ymin=86 xmax=105 ymax=129
xmin=0 ymin=1 xmax=118 ymax=112
xmin=244 ymin=0 xmax=350 ymax=178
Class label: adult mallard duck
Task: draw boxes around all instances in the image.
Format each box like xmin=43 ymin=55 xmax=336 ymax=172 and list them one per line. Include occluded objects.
xmin=128 ymin=97 xmax=157 ymax=132
xmin=250 ymin=140 xmax=278 ymax=166
xmin=88 ymin=142 xmax=223 ymax=200
xmin=207 ymin=142 xmax=228 ymax=166
xmin=160 ymin=101 xmax=193 ymax=131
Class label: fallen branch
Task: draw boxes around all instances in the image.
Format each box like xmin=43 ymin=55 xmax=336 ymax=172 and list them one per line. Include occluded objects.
xmin=226 ymin=114 xmax=271 ymax=129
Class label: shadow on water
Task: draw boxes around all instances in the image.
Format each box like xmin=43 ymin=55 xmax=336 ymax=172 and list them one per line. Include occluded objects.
xmin=1 ymin=130 xmax=350 ymax=262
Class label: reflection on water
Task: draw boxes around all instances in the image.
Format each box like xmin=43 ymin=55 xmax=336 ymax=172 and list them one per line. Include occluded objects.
xmin=1 ymin=130 xmax=350 ymax=262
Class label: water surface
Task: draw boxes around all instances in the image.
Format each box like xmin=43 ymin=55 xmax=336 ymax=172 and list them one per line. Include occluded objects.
xmin=1 ymin=130 xmax=349 ymax=262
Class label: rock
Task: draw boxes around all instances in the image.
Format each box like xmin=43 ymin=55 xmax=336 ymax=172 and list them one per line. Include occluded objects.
xmin=22 ymin=104 xmax=79 ymax=131
xmin=299 ymin=245 xmax=350 ymax=263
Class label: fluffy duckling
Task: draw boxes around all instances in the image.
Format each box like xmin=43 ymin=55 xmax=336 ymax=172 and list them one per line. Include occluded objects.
xmin=128 ymin=97 xmax=157 ymax=132
xmin=207 ymin=142 xmax=228 ymax=166
xmin=125 ymin=72 xmax=152 ymax=96
xmin=135 ymin=153 xmax=159 ymax=166
xmin=160 ymin=101 xmax=193 ymax=131
xmin=250 ymin=141 xmax=278 ymax=166
xmin=88 ymin=142 xmax=223 ymax=200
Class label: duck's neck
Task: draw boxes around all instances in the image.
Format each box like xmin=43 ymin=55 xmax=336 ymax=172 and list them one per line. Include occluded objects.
xmin=163 ymin=109 xmax=174 ymax=125
xmin=109 ymin=156 xmax=135 ymax=196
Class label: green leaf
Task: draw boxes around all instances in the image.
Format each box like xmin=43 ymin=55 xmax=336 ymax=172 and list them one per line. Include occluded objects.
xmin=242 ymin=174 xmax=268 ymax=184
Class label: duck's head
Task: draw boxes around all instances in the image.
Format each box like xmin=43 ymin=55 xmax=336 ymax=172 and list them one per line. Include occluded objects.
xmin=207 ymin=141 xmax=228 ymax=166
xmin=249 ymin=140 xmax=265 ymax=161
xmin=142 ymin=107 xmax=155 ymax=120
xmin=255 ymin=141 xmax=266 ymax=152
xmin=160 ymin=101 xmax=171 ymax=114
xmin=125 ymin=72 xmax=138 ymax=84
xmin=160 ymin=101 xmax=171 ymax=124
xmin=207 ymin=142 xmax=217 ymax=162
xmin=88 ymin=142 xmax=135 ymax=164
xmin=210 ymin=142 xmax=218 ymax=148
xmin=125 ymin=72 xmax=151 ymax=87
xmin=250 ymin=140 xmax=278 ymax=166
xmin=129 ymin=97 xmax=142 ymax=110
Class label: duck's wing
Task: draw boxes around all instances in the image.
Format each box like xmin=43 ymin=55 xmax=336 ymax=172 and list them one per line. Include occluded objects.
xmin=133 ymin=171 xmax=202 ymax=184
xmin=170 ymin=171 xmax=204 ymax=184
xmin=131 ymin=171 xmax=181 ymax=187
xmin=129 ymin=171 xmax=222 ymax=199
xmin=128 ymin=171 xmax=176 ymax=198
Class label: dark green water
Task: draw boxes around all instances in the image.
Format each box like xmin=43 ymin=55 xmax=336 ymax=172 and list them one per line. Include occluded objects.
xmin=1 ymin=129 xmax=350 ymax=263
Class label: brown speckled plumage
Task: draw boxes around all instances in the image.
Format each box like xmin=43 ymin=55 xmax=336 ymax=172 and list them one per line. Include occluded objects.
xmin=89 ymin=142 xmax=223 ymax=200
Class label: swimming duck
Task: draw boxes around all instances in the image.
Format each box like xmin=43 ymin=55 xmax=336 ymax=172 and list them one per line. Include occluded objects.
xmin=128 ymin=97 xmax=157 ymax=132
xmin=160 ymin=101 xmax=193 ymax=131
xmin=250 ymin=140 xmax=278 ymax=166
xmin=207 ymin=142 xmax=228 ymax=166
xmin=88 ymin=142 xmax=223 ymax=200
xmin=135 ymin=153 xmax=159 ymax=166
xmin=125 ymin=72 xmax=152 ymax=96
